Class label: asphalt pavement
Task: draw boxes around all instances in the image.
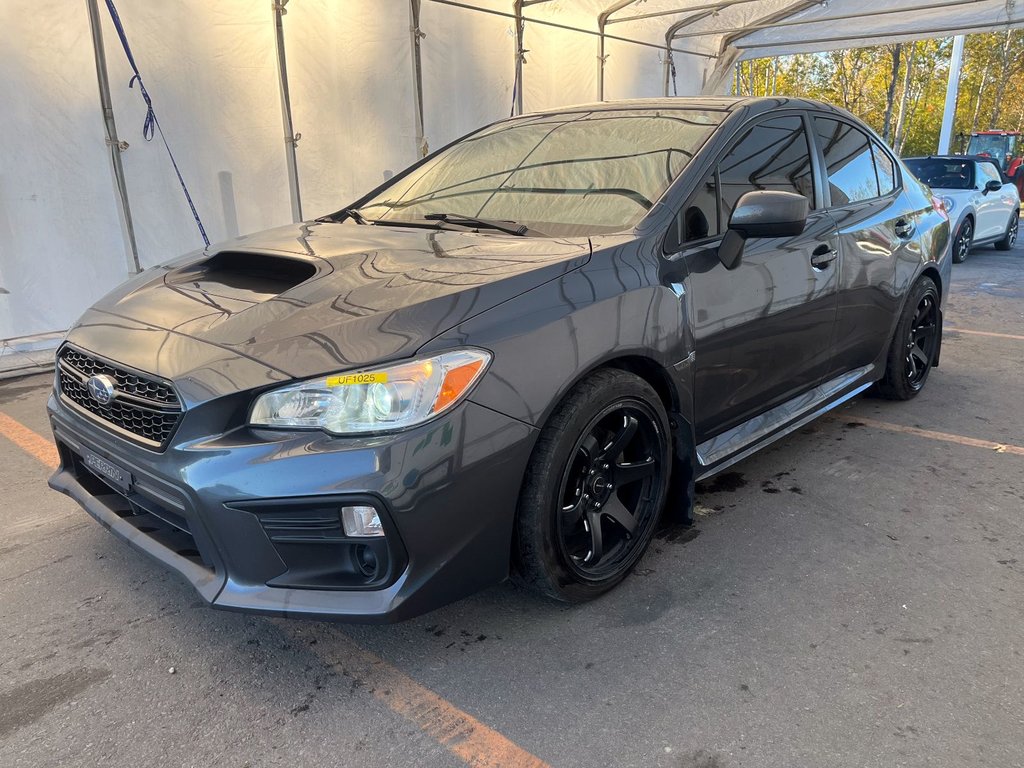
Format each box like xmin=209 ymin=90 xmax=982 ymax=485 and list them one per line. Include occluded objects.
xmin=1 ymin=234 xmax=1022 ymax=768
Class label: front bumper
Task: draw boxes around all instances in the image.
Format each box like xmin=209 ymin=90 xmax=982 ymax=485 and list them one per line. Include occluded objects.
xmin=48 ymin=393 xmax=536 ymax=622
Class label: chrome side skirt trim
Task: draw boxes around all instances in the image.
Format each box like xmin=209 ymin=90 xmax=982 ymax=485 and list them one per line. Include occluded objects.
xmin=695 ymin=365 xmax=875 ymax=481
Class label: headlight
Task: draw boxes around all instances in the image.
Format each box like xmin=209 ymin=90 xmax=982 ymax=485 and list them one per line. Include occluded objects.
xmin=940 ymin=195 xmax=956 ymax=214
xmin=249 ymin=349 xmax=491 ymax=435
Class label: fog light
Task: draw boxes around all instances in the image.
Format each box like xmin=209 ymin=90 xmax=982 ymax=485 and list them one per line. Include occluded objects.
xmin=341 ymin=505 xmax=385 ymax=537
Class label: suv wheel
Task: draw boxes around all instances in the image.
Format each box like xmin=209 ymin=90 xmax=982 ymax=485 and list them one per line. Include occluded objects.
xmin=875 ymin=276 xmax=940 ymax=400
xmin=994 ymin=211 xmax=1019 ymax=251
xmin=952 ymin=218 xmax=973 ymax=263
xmin=514 ymin=369 xmax=671 ymax=602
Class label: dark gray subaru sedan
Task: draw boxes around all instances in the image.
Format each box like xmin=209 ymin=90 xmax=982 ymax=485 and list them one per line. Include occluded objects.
xmin=48 ymin=98 xmax=951 ymax=621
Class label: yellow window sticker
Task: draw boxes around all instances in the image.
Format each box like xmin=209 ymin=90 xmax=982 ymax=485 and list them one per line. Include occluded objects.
xmin=326 ymin=372 xmax=389 ymax=387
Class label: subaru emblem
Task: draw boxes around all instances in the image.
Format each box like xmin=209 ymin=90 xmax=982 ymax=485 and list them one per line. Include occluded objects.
xmin=86 ymin=374 xmax=116 ymax=406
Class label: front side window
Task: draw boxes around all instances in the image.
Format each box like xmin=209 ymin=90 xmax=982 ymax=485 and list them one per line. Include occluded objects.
xmin=358 ymin=109 xmax=724 ymax=237
xmin=814 ymin=118 xmax=879 ymax=205
xmin=976 ymin=161 xmax=1003 ymax=186
xmin=718 ymin=115 xmax=815 ymax=221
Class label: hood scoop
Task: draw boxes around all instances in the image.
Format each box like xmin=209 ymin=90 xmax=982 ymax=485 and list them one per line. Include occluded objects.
xmin=166 ymin=251 xmax=319 ymax=303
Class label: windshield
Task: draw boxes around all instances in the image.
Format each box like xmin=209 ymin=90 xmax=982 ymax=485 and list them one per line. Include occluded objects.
xmin=967 ymin=135 xmax=1013 ymax=168
xmin=357 ymin=109 xmax=724 ymax=237
xmin=904 ymin=159 xmax=975 ymax=190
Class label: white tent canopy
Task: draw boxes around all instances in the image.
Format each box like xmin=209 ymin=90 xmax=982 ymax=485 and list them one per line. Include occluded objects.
xmin=2 ymin=0 xmax=1021 ymax=344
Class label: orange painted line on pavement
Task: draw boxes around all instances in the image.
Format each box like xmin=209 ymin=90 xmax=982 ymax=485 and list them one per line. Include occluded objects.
xmin=836 ymin=414 xmax=1024 ymax=457
xmin=0 ymin=409 xmax=546 ymax=768
xmin=309 ymin=631 xmax=551 ymax=768
xmin=0 ymin=412 xmax=58 ymax=468
xmin=947 ymin=327 xmax=1024 ymax=341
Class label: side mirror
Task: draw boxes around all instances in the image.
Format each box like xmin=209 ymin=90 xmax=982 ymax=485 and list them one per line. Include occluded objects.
xmin=984 ymin=179 xmax=1003 ymax=193
xmin=719 ymin=190 xmax=810 ymax=270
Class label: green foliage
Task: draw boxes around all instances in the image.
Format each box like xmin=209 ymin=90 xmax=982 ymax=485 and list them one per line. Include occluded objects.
xmin=736 ymin=30 xmax=1024 ymax=157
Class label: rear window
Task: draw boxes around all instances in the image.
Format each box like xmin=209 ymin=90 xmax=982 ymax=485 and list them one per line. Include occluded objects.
xmin=904 ymin=159 xmax=974 ymax=190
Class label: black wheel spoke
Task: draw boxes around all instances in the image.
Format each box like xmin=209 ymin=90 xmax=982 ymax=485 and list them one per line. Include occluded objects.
xmin=911 ymin=347 xmax=929 ymax=367
xmin=584 ymin=511 xmax=604 ymax=563
xmin=601 ymin=495 xmax=637 ymax=535
xmin=579 ymin=433 xmax=601 ymax=463
xmin=614 ymin=457 xmax=656 ymax=486
xmin=561 ymin=495 xmax=585 ymax=526
xmin=602 ymin=415 xmax=638 ymax=461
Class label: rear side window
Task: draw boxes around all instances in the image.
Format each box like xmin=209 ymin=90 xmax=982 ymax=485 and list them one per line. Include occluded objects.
xmin=814 ymin=118 xmax=879 ymax=204
xmin=872 ymin=142 xmax=897 ymax=195
xmin=719 ymin=115 xmax=815 ymax=220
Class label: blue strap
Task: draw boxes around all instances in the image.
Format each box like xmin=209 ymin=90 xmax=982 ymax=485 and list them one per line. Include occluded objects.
xmin=103 ymin=0 xmax=210 ymax=247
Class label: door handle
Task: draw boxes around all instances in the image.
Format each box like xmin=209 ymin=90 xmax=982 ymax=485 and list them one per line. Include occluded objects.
xmin=810 ymin=243 xmax=837 ymax=269
xmin=894 ymin=218 xmax=915 ymax=239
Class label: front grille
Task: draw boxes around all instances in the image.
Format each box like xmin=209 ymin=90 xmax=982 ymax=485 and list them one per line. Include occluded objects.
xmin=58 ymin=346 xmax=183 ymax=449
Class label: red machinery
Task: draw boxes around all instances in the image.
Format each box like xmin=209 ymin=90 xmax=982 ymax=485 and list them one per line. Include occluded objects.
xmin=966 ymin=131 xmax=1024 ymax=195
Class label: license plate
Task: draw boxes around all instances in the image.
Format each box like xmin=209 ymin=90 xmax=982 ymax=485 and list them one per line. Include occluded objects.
xmin=82 ymin=448 xmax=133 ymax=495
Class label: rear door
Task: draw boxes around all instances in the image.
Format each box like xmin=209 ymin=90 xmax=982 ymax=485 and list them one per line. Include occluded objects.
xmin=811 ymin=116 xmax=920 ymax=378
xmin=678 ymin=113 xmax=840 ymax=441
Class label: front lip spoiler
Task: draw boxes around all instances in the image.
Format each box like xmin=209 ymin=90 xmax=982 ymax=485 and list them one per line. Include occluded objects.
xmin=48 ymin=464 xmax=417 ymax=624
xmin=48 ymin=466 xmax=224 ymax=603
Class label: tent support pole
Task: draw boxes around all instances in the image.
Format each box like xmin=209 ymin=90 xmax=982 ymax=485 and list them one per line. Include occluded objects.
xmin=85 ymin=0 xmax=141 ymax=274
xmin=938 ymin=34 xmax=965 ymax=154
xmin=272 ymin=0 xmax=303 ymax=223
xmin=513 ymin=0 xmax=524 ymax=115
xmin=409 ymin=0 xmax=428 ymax=157
xmin=598 ymin=1 xmax=640 ymax=102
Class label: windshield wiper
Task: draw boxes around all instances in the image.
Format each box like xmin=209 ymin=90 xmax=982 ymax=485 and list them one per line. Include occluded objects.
xmin=423 ymin=213 xmax=532 ymax=236
xmin=342 ymin=207 xmax=372 ymax=225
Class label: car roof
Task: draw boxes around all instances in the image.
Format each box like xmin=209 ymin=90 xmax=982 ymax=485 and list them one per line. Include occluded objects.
xmin=525 ymin=96 xmax=844 ymax=117
xmin=905 ymin=155 xmax=996 ymax=164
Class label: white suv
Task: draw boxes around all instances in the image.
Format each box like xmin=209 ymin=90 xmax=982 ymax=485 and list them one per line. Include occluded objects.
xmin=905 ymin=155 xmax=1020 ymax=262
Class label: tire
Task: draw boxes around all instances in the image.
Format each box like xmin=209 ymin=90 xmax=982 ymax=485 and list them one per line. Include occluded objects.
xmin=952 ymin=218 xmax=973 ymax=263
xmin=994 ymin=210 xmax=1019 ymax=251
xmin=875 ymin=276 xmax=941 ymax=401
xmin=513 ymin=369 xmax=671 ymax=602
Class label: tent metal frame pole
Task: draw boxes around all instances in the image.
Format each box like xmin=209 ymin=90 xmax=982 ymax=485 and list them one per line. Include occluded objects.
xmin=608 ymin=0 xmax=766 ymax=26
xmin=700 ymin=0 xmax=820 ymax=94
xmin=732 ymin=16 xmax=1010 ymax=51
xmin=598 ymin=1 xmax=640 ymax=102
xmin=85 ymin=0 xmax=141 ymax=274
xmin=431 ymin=0 xmax=707 ymax=54
xmin=687 ymin=0 xmax=986 ymax=44
xmin=272 ymin=0 xmax=303 ymax=223
xmin=938 ymin=34 xmax=965 ymax=153
xmin=513 ymin=0 xmax=525 ymax=115
xmin=409 ymin=0 xmax=428 ymax=157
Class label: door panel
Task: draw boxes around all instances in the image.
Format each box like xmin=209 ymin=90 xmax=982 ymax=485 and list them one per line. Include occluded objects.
xmin=975 ymin=162 xmax=1008 ymax=238
xmin=824 ymin=195 xmax=919 ymax=378
xmin=686 ymin=209 xmax=839 ymax=441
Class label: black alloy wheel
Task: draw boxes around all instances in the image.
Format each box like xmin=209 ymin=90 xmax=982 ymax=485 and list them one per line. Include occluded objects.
xmin=904 ymin=292 xmax=939 ymax=390
xmin=876 ymin=276 xmax=940 ymax=400
xmin=556 ymin=404 xmax=663 ymax=580
xmin=995 ymin=212 xmax=1018 ymax=251
xmin=514 ymin=369 xmax=671 ymax=602
xmin=952 ymin=218 xmax=972 ymax=263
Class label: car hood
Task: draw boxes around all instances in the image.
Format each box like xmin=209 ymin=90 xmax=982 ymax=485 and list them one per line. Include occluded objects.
xmin=89 ymin=221 xmax=591 ymax=378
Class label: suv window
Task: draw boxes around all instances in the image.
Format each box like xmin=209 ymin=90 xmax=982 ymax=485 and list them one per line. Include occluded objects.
xmin=668 ymin=115 xmax=814 ymax=249
xmin=814 ymin=118 xmax=879 ymax=204
xmin=872 ymin=141 xmax=897 ymax=195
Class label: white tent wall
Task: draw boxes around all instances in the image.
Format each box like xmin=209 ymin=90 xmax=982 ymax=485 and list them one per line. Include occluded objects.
xmin=286 ymin=0 xmax=419 ymax=218
xmin=0 ymin=0 xmax=127 ymax=341
xmin=420 ymin=2 xmax=515 ymax=156
xmin=102 ymin=2 xmax=290 ymax=267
